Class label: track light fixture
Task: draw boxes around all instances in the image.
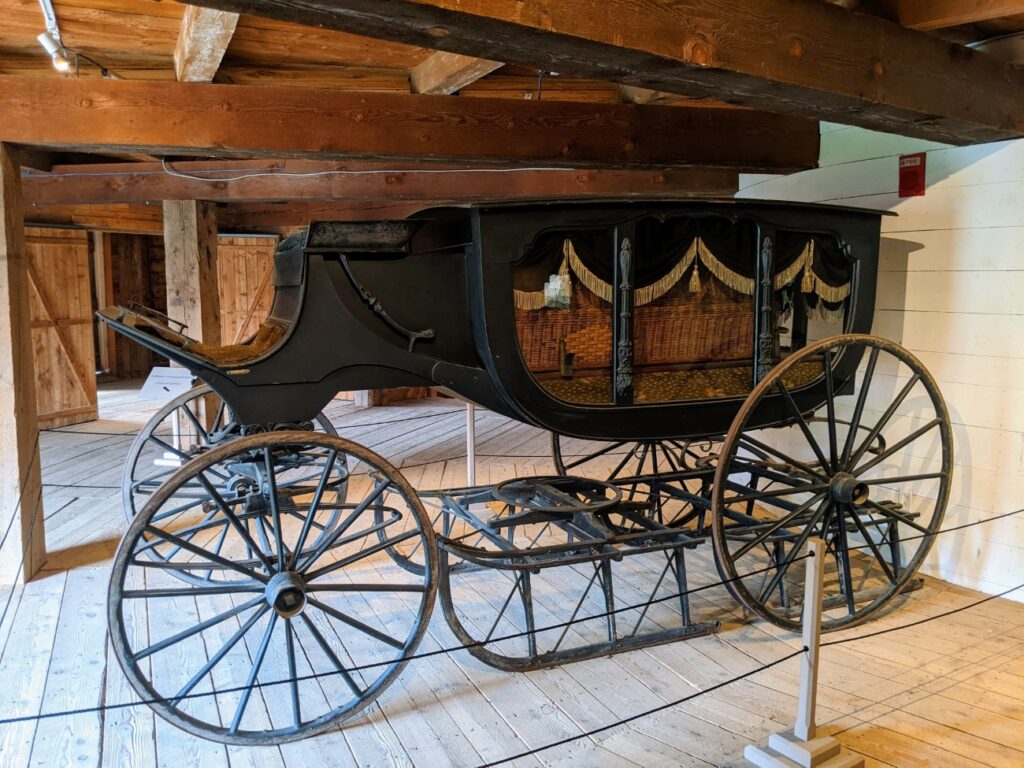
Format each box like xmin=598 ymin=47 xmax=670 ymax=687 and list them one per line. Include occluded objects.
xmin=36 ymin=0 xmax=72 ymax=73
xmin=37 ymin=29 xmax=71 ymax=73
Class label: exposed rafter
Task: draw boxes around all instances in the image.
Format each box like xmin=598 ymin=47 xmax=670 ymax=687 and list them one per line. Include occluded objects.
xmin=183 ymin=0 xmax=1024 ymax=144
xmin=0 ymin=76 xmax=820 ymax=171
xmin=896 ymin=1 xmax=1024 ymax=31
xmin=410 ymin=51 xmax=502 ymax=94
xmin=174 ymin=6 xmax=239 ymax=82
xmin=21 ymin=159 xmax=739 ymax=205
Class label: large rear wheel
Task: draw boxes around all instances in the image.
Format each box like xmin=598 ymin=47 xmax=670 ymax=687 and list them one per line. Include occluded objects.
xmin=711 ymin=334 xmax=952 ymax=631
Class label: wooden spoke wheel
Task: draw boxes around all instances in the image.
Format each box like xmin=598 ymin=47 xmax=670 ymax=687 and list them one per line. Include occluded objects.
xmin=551 ymin=433 xmax=714 ymax=530
xmin=108 ymin=432 xmax=437 ymax=745
xmin=711 ymin=334 xmax=952 ymax=631
xmin=123 ymin=385 xmax=341 ymax=585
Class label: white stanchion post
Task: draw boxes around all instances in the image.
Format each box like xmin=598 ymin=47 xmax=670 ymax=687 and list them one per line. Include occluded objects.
xmin=466 ymin=401 xmax=476 ymax=487
xmin=745 ymin=537 xmax=864 ymax=768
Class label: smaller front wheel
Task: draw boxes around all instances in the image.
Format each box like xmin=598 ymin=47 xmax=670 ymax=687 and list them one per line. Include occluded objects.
xmin=108 ymin=432 xmax=437 ymax=745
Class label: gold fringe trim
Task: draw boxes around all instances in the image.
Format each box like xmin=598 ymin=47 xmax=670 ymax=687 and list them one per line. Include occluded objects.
xmin=565 ymin=239 xmax=615 ymax=303
xmin=515 ymin=236 xmax=850 ymax=309
xmin=513 ymin=289 xmax=548 ymax=310
xmin=774 ymin=241 xmax=812 ymax=291
xmin=636 ymin=239 xmax=698 ymax=304
xmin=694 ymin=238 xmax=755 ymax=295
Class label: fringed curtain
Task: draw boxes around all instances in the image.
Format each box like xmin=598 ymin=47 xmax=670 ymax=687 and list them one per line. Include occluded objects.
xmin=513 ymin=222 xmax=852 ymax=311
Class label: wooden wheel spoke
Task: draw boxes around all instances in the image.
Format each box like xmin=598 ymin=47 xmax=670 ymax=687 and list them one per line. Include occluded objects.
xmin=823 ymin=349 xmax=839 ymax=471
xmin=142 ymin=525 xmax=268 ymax=582
xmin=263 ymin=447 xmax=287 ymax=569
xmin=853 ymin=419 xmax=942 ymax=476
xmin=737 ymin=435 xmax=829 ymax=482
xmin=285 ymin=618 xmax=301 ymax=729
xmin=169 ymin=605 xmax=270 ymax=706
xmin=563 ymin=441 xmax=625 ymax=471
xmin=859 ymin=499 xmax=931 ymax=535
xmin=847 ymin=505 xmax=897 ymax=585
xmin=848 ymin=373 xmax=921 ymax=469
xmin=292 ymin=449 xmax=339 ymax=558
xmin=756 ymin=502 xmax=828 ymax=606
xmin=299 ymin=613 xmax=364 ymax=697
xmin=859 ymin=472 xmax=945 ymax=486
xmin=196 ymin=472 xmax=277 ymax=574
xmin=122 ymin=583 xmax=264 ymax=599
xmin=179 ymin=402 xmax=211 ymax=445
xmin=308 ymin=597 xmax=406 ymax=650
xmin=297 ymin=479 xmax=391 ymax=573
xmin=228 ymin=612 xmax=279 ymax=734
xmin=607 ymin=442 xmax=642 ymax=481
xmin=305 ymin=529 xmax=420 ymax=582
xmin=731 ymin=492 xmax=828 ymax=561
xmin=841 ymin=346 xmax=879 ymax=467
xmin=775 ymin=381 xmax=831 ymax=472
xmin=724 ymin=482 xmax=830 ymax=506
xmin=137 ymin=596 xmax=265 ymax=660
xmin=308 ymin=583 xmax=426 ymax=594
xmin=150 ymin=436 xmax=230 ymax=481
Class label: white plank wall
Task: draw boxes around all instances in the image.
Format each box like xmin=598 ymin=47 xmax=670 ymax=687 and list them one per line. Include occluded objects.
xmin=739 ymin=127 xmax=1024 ymax=601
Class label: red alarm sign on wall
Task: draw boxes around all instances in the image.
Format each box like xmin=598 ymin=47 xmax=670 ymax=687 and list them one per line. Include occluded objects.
xmin=899 ymin=152 xmax=927 ymax=198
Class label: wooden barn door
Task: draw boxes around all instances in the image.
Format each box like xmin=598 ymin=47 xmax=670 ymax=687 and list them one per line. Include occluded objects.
xmin=25 ymin=228 xmax=98 ymax=428
xmin=217 ymin=235 xmax=277 ymax=344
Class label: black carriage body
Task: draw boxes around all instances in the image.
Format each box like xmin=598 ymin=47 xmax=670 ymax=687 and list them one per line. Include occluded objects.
xmin=100 ymin=199 xmax=886 ymax=440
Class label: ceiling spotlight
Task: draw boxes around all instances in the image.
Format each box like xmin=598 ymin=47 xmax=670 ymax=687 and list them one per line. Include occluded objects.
xmin=37 ymin=30 xmax=71 ymax=73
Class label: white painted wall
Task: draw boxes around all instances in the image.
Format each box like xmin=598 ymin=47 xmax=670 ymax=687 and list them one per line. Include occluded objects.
xmin=740 ymin=125 xmax=1024 ymax=601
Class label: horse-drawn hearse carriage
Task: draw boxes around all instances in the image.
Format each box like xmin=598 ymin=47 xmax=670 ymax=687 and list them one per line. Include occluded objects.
xmin=99 ymin=199 xmax=951 ymax=744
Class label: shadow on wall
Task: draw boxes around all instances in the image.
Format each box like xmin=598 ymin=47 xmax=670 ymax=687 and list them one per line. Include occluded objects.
xmin=870 ymin=236 xmax=918 ymax=344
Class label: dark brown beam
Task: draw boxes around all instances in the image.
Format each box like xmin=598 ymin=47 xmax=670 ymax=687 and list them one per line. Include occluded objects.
xmin=22 ymin=201 xmax=436 ymax=236
xmin=0 ymin=76 xmax=818 ymax=172
xmin=23 ymin=160 xmax=739 ymax=205
xmin=897 ymin=1 xmax=1024 ymax=30
xmin=218 ymin=201 xmax=431 ymax=232
xmin=186 ymin=0 xmax=1024 ymax=144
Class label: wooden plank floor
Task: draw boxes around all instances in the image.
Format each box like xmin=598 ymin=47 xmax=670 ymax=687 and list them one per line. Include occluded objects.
xmin=1 ymin=380 xmax=1022 ymax=767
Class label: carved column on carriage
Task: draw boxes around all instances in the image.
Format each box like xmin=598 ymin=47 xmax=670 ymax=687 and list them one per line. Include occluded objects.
xmin=0 ymin=143 xmax=46 ymax=583
xmin=612 ymin=223 xmax=636 ymax=405
xmin=162 ymin=200 xmax=221 ymax=347
xmin=754 ymin=227 xmax=777 ymax=385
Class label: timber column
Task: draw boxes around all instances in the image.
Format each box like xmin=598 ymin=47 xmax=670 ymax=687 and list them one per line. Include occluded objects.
xmin=0 ymin=143 xmax=46 ymax=583
xmin=163 ymin=200 xmax=221 ymax=345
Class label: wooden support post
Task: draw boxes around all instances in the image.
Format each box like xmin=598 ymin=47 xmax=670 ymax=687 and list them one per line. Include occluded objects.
xmin=745 ymin=538 xmax=863 ymax=768
xmin=162 ymin=200 xmax=220 ymax=345
xmin=0 ymin=143 xmax=46 ymax=583
xmin=91 ymin=231 xmax=115 ymax=374
xmin=466 ymin=401 xmax=476 ymax=487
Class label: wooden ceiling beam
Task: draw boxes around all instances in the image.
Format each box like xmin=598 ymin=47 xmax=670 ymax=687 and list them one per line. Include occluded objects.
xmin=23 ymin=159 xmax=739 ymax=205
xmin=21 ymin=201 xmax=429 ymax=236
xmin=183 ymin=0 xmax=1024 ymax=144
xmin=896 ymin=1 xmax=1024 ymax=31
xmin=174 ymin=6 xmax=240 ymax=82
xmin=0 ymin=76 xmax=819 ymax=171
xmin=410 ymin=51 xmax=502 ymax=94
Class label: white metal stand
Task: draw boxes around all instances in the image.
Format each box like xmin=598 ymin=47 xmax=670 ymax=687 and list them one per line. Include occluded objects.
xmin=465 ymin=401 xmax=476 ymax=487
xmin=744 ymin=538 xmax=864 ymax=768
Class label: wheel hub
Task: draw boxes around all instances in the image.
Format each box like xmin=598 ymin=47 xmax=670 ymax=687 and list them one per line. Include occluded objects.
xmin=830 ymin=472 xmax=868 ymax=505
xmin=265 ymin=571 xmax=307 ymax=617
